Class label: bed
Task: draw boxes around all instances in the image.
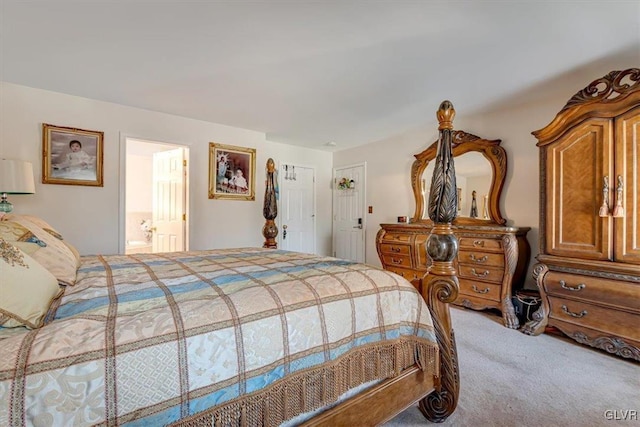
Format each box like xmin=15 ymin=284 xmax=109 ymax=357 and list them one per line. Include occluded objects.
xmin=0 ymin=104 xmax=460 ymax=426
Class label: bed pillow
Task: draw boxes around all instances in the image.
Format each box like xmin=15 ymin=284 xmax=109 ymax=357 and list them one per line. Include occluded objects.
xmin=0 ymin=218 xmax=79 ymax=286
xmin=8 ymin=214 xmax=81 ymax=266
xmin=0 ymin=238 xmax=63 ymax=329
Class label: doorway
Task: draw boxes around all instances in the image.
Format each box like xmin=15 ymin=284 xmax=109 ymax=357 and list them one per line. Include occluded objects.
xmin=333 ymin=163 xmax=366 ymax=263
xmin=279 ymin=163 xmax=316 ymax=254
xmin=124 ymin=138 xmax=189 ymax=254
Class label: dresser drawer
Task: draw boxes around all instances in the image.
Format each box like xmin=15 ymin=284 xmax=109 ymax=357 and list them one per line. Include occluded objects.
xmin=458 ymin=278 xmax=501 ymax=301
xmin=548 ymin=296 xmax=640 ymax=342
xmin=387 ymin=267 xmax=423 ymax=283
xmin=458 ymin=250 xmax=504 ymax=268
xmin=458 ymin=264 xmax=504 ymax=283
xmin=544 ymin=272 xmax=640 ymax=312
xmin=382 ymin=254 xmax=412 ymax=268
xmin=381 ymin=232 xmax=412 ymax=243
xmin=379 ymin=243 xmax=411 ymax=256
xmin=458 ymin=237 xmax=503 ymax=251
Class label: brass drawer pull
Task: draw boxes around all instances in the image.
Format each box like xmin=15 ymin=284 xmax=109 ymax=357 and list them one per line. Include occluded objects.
xmin=472 ymin=240 xmax=485 ymax=247
xmin=391 ymin=247 xmax=401 ymax=253
xmin=471 ymin=268 xmax=489 ymax=278
xmin=470 ymin=254 xmax=488 ymax=263
xmin=559 ymin=280 xmax=585 ymax=291
xmin=561 ymin=305 xmax=587 ymax=318
xmin=390 ymin=258 xmax=403 ymax=265
xmin=472 ymin=285 xmax=490 ymax=294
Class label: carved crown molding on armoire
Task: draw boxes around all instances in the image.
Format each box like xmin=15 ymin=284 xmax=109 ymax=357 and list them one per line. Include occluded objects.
xmin=522 ymin=68 xmax=640 ymax=362
xmin=377 ymin=126 xmax=530 ymax=329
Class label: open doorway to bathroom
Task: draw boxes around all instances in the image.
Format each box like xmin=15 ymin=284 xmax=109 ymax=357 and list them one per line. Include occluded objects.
xmin=124 ymin=138 xmax=189 ymax=255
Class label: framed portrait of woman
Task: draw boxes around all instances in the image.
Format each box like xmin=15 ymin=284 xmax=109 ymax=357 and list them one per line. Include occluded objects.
xmin=208 ymin=143 xmax=256 ymax=201
xmin=42 ymin=123 xmax=104 ymax=187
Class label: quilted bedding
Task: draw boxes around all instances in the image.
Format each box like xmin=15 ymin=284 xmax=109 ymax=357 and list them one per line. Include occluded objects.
xmin=0 ymin=248 xmax=437 ymax=426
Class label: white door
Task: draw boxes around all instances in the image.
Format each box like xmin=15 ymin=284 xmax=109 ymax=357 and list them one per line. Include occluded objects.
xmin=333 ymin=163 xmax=366 ymax=262
xmin=152 ymin=148 xmax=186 ymax=253
xmin=280 ymin=164 xmax=316 ymax=253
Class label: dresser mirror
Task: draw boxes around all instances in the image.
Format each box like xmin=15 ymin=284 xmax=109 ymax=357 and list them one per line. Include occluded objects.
xmin=410 ymin=130 xmax=507 ymax=225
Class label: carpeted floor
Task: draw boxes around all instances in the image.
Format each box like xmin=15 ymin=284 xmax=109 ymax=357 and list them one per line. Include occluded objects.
xmin=384 ymin=307 xmax=639 ymax=427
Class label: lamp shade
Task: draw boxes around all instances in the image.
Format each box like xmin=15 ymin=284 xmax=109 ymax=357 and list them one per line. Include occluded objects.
xmin=0 ymin=159 xmax=36 ymax=194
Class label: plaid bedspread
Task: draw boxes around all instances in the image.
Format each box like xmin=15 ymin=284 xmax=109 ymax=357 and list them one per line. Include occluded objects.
xmin=0 ymin=248 xmax=437 ymax=426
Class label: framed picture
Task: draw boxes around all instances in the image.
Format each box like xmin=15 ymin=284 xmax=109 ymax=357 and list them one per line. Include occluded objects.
xmin=208 ymin=143 xmax=256 ymax=200
xmin=42 ymin=124 xmax=104 ymax=186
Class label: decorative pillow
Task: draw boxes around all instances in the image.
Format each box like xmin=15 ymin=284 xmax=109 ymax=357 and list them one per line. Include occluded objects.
xmin=8 ymin=214 xmax=81 ymax=266
xmin=0 ymin=218 xmax=78 ymax=286
xmin=0 ymin=239 xmax=63 ymax=328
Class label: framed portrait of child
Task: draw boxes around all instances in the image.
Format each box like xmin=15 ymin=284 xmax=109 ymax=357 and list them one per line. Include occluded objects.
xmin=208 ymin=142 xmax=256 ymax=201
xmin=42 ymin=123 xmax=104 ymax=187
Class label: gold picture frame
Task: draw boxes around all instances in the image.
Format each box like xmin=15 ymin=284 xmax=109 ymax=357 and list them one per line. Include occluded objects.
xmin=208 ymin=143 xmax=256 ymax=200
xmin=42 ymin=123 xmax=104 ymax=187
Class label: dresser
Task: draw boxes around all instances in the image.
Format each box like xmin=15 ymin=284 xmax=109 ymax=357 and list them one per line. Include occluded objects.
xmin=522 ymin=68 xmax=640 ymax=361
xmin=377 ymin=224 xmax=530 ymax=329
xmin=376 ymin=130 xmax=531 ymax=329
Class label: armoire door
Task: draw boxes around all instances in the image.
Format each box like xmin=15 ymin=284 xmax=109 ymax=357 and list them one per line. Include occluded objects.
xmin=546 ymin=118 xmax=614 ymax=260
xmin=615 ymin=106 xmax=640 ymax=264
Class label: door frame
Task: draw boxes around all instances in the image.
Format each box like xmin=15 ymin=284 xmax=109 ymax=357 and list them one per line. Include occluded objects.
xmin=119 ymin=133 xmax=190 ymax=254
xmin=277 ymin=161 xmax=317 ymax=253
xmin=332 ymin=162 xmax=367 ymax=261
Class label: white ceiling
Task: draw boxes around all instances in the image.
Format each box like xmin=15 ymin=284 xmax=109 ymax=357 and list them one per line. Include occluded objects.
xmin=1 ymin=1 xmax=639 ymax=151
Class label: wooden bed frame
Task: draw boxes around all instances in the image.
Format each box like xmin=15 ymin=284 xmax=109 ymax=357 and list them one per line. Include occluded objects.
xmin=299 ymin=101 xmax=461 ymax=425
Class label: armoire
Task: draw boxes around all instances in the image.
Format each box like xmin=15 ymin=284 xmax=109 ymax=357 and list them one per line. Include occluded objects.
xmin=523 ymin=68 xmax=640 ymax=362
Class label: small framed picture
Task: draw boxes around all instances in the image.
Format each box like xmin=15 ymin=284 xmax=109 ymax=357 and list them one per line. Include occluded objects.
xmin=208 ymin=143 xmax=256 ymax=200
xmin=42 ymin=124 xmax=104 ymax=186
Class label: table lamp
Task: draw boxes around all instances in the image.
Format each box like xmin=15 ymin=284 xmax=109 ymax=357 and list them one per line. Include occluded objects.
xmin=0 ymin=159 xmax=36 ymax=213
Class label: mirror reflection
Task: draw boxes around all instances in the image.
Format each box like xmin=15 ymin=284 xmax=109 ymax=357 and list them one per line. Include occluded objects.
xmin=411 ymin=130 xmax=506 ymax=225
xmin=422 ymin=152 xmax=492 ymax=219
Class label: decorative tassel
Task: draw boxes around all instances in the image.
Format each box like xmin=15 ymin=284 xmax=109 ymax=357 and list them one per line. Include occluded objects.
xmin=613 ymin=205 xmax=624 ymax=218
xmin=613 ymin=175 xmax=625 ymax=218
xmin=599 ymin=203 xmax=610 ymax=217
xmin=599 ymin=176 xmax=610 ymax=217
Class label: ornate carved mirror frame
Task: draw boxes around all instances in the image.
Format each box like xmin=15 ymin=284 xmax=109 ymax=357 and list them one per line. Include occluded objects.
xmin=411 ymin=130 xmax=507 ymax=225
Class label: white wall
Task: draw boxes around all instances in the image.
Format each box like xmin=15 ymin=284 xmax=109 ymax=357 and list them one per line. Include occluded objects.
xmin=0 ymin=82 xmax=333 ymax=256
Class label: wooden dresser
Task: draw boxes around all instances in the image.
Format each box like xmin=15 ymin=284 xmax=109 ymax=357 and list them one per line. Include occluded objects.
xmin=522 ymin=68 xmax=640 ymax=361
xmin=376 ymin=130 xmax=531 ymax=329
xmin=377 ymin=223 xmax=530 ymax=329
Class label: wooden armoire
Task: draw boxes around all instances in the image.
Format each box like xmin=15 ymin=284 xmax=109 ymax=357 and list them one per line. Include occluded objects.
xmin=523 ymin=68 xmax=640 ymax=361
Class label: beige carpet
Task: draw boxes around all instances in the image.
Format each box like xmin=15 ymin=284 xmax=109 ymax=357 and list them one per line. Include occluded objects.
xmin=385 ymin=307 xmax=639 ymax=427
